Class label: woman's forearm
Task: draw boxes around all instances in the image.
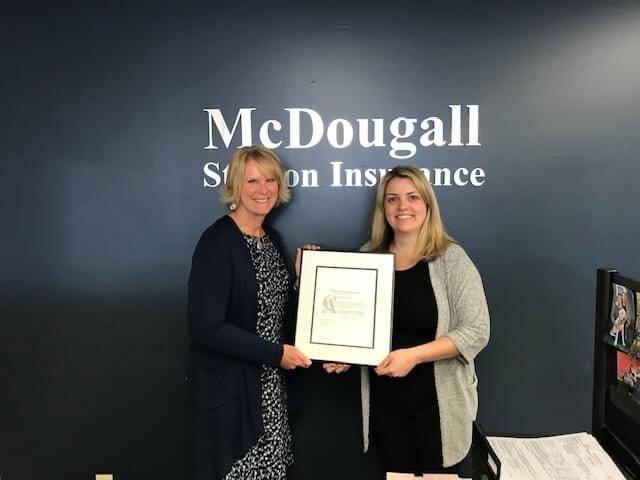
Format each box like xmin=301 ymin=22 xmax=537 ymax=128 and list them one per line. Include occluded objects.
xmin=410 ymin=336 xmax=460 ymax=364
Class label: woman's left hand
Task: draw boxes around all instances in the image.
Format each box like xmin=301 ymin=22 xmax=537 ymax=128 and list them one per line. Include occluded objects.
xmin=374 ymin=348 xmax=418 ymax=377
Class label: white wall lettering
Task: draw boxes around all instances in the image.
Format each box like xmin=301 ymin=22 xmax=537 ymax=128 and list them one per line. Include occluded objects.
xmin=202 ymin=105 xmax=486 ymax=188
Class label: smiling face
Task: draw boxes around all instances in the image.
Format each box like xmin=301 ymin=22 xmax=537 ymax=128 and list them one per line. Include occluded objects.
xmin=383 ymin=177 xmax=428 ymax=237
xmin=236 ymin=158 xmax=279 ymax=219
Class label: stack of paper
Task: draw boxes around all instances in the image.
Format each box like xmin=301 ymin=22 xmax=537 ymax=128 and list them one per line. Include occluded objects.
xmin=488 ymin=432 xmax=626 ymax=480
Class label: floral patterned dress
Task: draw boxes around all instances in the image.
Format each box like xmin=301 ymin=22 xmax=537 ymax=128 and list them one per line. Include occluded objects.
xmin=225 ymin=233 xmax=293 ymax=480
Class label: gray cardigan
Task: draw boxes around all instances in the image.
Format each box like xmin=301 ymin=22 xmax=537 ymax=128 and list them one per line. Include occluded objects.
xmin=360 ymin=243 xmax=490 ymax=467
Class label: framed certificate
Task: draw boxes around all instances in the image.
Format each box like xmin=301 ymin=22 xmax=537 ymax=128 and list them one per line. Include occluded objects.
xmin=295 ymin=250 xmax=394 ymax=366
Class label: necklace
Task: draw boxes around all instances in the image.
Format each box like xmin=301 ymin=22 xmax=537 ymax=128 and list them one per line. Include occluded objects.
xmin=241 ymin=229 xmax=265 ymax=250
xmin=240 ymin=229 xmax=265 ymax=250
xmin=230 ymin=215 xmax=265 ymax=250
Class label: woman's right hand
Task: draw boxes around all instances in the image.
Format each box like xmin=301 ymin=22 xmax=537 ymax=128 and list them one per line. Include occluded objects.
xmin=323 ymin=363 xmax=351 ymax=374
xmin=280 ymin=344 xmax=312 ymax=370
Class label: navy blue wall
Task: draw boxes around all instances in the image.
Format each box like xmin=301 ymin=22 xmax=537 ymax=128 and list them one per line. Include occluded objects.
xmin=2 ymin=1 xmax=640 ymax=478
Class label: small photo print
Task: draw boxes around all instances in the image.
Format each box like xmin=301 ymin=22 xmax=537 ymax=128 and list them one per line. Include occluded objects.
xmin=603 ymin=284 xmax=636 ymax=352
xmin=631 ymin=294 xmax=640 ymax=358
xmin=616 ymin=351 xmax=640 ymax=403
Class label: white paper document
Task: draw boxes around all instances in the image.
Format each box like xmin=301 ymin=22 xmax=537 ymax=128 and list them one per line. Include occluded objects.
xmin=488 ymin=432 xmax=626 ymax=480
xmin=295 ymin=250 xmax=394 ymax=365
xmin=311 ymin=267 xmax=376 ymax=348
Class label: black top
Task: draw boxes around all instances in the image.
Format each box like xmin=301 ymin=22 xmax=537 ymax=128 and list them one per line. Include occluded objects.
xmin=370 ymin=261 xmax=443 ymax=474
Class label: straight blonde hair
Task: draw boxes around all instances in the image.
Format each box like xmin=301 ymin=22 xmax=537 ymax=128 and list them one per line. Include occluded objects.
xmin=221 ymin=145 xmax=290 ymax=207
xmin=366 ymin=165 xmax=453 ymax=260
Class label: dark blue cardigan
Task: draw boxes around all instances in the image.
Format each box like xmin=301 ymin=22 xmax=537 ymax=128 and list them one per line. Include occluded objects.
xmin=187 ymin=214 xmax=293 ymax=480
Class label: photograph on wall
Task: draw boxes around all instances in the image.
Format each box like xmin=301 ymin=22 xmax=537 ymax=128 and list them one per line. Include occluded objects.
xmin=616 ymin=351 xmax=640 ymax=404
xmin=630 ymin=293 xmax=640 ymax=358
xmin=603 ymin=284 xmax=636 ymax=352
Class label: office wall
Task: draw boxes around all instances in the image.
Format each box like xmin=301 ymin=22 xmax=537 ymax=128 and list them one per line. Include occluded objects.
xmin=2 ymin=1 xmax=640 ymax=478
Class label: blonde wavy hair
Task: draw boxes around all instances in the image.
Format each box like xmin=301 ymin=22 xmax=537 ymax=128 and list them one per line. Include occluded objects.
xmin=220 ymin=145 xmax=290 ymax=207
xmin=366 ymin=165 xmax=453 ymax=260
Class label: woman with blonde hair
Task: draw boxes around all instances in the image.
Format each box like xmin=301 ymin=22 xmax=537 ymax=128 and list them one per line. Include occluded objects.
xmin=327 ymin=165 xmax=490 ymax=476
xmin=188 ymin=145 xmax=311 ymax=480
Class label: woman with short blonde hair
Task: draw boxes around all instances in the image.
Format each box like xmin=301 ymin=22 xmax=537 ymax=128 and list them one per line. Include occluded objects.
xmin=221 ymin=145 xmax=290 ymax=208
xmin=188 ymin=145 xmax=309 ymax=480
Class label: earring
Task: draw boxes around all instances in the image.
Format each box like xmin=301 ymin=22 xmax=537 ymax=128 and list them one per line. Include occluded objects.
xmin=229 ymin=203 xmax=237 ymax=211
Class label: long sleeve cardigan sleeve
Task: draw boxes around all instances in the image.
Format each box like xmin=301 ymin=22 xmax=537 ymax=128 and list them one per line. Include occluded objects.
xmin=188 ymin=216 xmax=284 ymax=366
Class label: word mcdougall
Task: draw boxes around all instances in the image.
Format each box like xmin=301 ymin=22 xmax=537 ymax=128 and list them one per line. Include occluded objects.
xmin=204 ymin=105 xmax=480 ymax=160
